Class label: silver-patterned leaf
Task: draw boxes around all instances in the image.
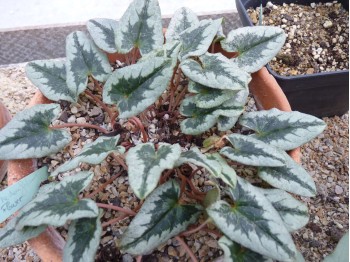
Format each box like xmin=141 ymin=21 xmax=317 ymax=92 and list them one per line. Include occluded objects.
xmin=103 ymin=57 xmax=174 ymax=118
xmin=220 ymin=134 xmax=286 ymax=167
xmin=324 ymin=232 xmax=349 ymax=262
xmin=87 ymin=18 xmax=118 ymax=53
xmin=138 ymin=41 xmax=182 ymax=64
xmin=180 ymin=96 xmax=244 ymax=135
xmin=218 ymin=236 xmax=273 ymax=262
xmin=221 ymin=26 xmax=286 ymax=73
xmin=66 ymin=31 xmax=111 ymax=97
xmin=165 ymin=7 xmax=199 ymax=42
xmin=207 ymin=177 xmax=297 ymax=261
xmin=119 ymin=180 xmax=203 ymax=255
xmin=116 ymin=0 xmax=163 ymax=55
xmin=0 ymin=104 xmax=71 ymax=160
xmin=239 ymin=109 xmax=327 ymax=150
xmin=63 ymin=212 xmax=102 ymax=262
xmin=256 ymin=188 xmax=309 ymax=232
xmin=217 ymin=116 xmax=240 ymax=131
xmin=176 ymin=147 xmax=222 ymax=177
xmin=0 ymin=218 xmax=46 ymax=248
xmin=178 ymin=19 xmax=222 ymax=60
xmin=126 ymin=142 xmax=181 ymax=199
xmin=50 ymin=135 xmax=124 ymax=177
xmin=207 ymin=153 xmax=237 ymax=188
xmin=188 ymin=80 xmax=236 ymax=109
xmin=16 ymin=172 xmax=98 ymax=230
xmin=180 ymin=52 xmax=251 ymax=91
xmin=258 ymin=151 xmax=317 ymax=197
xmin=26 ymin=59 xmax=77 ymax=102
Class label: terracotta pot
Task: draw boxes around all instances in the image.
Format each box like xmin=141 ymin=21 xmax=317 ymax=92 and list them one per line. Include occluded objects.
xmin=0 ymin=101 xmax=11 ymax=182
xmin=6 ymin=44 xmax=300 ymax=262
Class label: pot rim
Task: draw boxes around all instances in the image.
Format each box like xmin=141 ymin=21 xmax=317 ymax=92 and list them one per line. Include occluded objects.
xmin=6 ymin=53 xmax=300 ymax=262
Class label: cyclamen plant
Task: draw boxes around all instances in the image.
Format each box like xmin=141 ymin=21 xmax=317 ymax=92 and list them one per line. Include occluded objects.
xmin=0 ymin=0 xmax=327 ymax=261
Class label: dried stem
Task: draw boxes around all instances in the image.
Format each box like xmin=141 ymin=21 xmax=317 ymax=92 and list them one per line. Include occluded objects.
xmin=50 ymin=123 xmax=108 ymax=134
xmin=112 ymin=154 xmax=128 ymax=171
xmin=181 ymin=219 xmax=211 ymax=237
xmin=175 ymin=236 xmax=198 ymax=262
xmin=85 ymin=89 xmax=114 ymax=123
xmin=96 ymin=203 xmax=136 ymax=216
xmin=129 ymin=116 xmax=148 ymax=143
xmin=186 ymin=178 xmax=206 ymax=195
xmin=84 ymin=171 xmax=123 ymax=198
xmin=173 ymin=86 xmax=188 ymax=110
xmin=159 ymin=169 xmax=173 ymax=184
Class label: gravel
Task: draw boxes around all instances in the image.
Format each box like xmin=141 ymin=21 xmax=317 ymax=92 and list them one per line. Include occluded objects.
xmin=0 ymin=64 xmax=348 ymax=262
xmin=248 ymin=1 xmax=349 ymax=76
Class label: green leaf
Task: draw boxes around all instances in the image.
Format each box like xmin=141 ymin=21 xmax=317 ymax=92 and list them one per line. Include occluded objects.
xmin=207 ymin=177 xmax=296 ymax=261
xmin=66 ymin=31 xmax=111 ymax=97
xmin=0 ymin=104 xmax=71 ymax=160
xmin=0 ymin=218 xmax=46 ymax=248
xmin=87 ymin=18 xmax=118 ymax=53
xmin=217 ymin=116 xmax=240 ymax=132
xmin=119 ymin=180 xmax=202 ymax=255
xmin=324 ymin=232 xmax=349 ymax=262
xmin=188 ymin=80 xmax=236 ymax=109
xmin=26 ymin=59 xmax=76 ymax=102
xmin=258 ymin=151 xmax=317 ymax=197
xmin=116 ymin=0 xmax=163 ymax=55
xmin=203 ymin=186 xmax=221 ymax=208
xmin=207 ymin=153 xmax=237 ymax=188
xmin=239 ymin=109 xmax=327 ymax=150
xmin=126 ymin=142 xmax=181 ymax=199
xmin=138 ymin=41 xmax=182 ymax=63
xmin=220 ymin=134 xmax=286 ymax=167
xmin=176 ymin=147 xmax=222 ymax=177
xmin=256 ymin=188 xmax=309 ymax=232
xmin=180 ymin=52 xmax=251 ymax=91
xmin=221 ymin=26 xmax=286 ymax=73
xmin=180 ymin=96 xmax=244 ymax=135
xmin=16 ymin=172 xmax=98 ymax=230
xmin=63 ymin=213 xmax=102 ymax=262
xmin=165 ymin=7 xmax=199 ymax=42
xmin=103 ymin=57 xmax=174 ymax=118
xmin=178 ymin=19 xmax=223 ymax=60
xmin=50 ymin=135 xmax=124 ymax=177
xmin=218 ymin=236 xmax=272 ymax=262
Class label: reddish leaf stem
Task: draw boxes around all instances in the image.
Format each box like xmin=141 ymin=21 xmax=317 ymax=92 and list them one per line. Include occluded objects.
xmin=96 ymin=203 xmax=136 ymax=216
xmin=129 ymin=116 xmax=148 ymax=143
xmin=186 ymin=178 xmax=206 ymax=195
xmin=84 ymin=171 xmax=123 ymax=198
xmin=181 ymin=219 xmax=210 ymax=237
xmin=85 ymin=89 xmax=115 ymax=123
xmin=92 ymin=78 xmax=103 ymax=93
xmin=102 ymin=213 xmax=129 ymax=228
xmin=173 ymin=86 xmax=188 ymax=110
xmin=112 ymin=154 xmax=128 ymax=171
xmin=136 ymin=256 xmax=142 ymax=262
xmin=175 ymin=236 xmax=198 ymax=262
xmin=50 ymin=123 xmax=109 ymax=134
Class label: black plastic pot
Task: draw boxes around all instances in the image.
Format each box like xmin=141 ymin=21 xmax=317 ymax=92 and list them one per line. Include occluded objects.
xmin=236 ymin=0 xmax=349 ymax=117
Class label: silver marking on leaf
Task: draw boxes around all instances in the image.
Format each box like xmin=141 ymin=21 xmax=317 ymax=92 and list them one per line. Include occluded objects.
xmin=206 ymin=153 xmax=237 ymax=188
xmin=87 ymin=18 xmax=118 ymax=53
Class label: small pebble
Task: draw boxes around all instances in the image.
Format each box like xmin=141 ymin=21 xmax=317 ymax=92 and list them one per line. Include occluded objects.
xmin=335 ymin=185 xmax=343 ymax=194
xmin=323 ymin=20 xmax=333 ymax=28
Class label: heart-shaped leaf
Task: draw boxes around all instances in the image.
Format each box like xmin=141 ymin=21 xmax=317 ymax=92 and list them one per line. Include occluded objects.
xmin=256 ymin=188 xmax=309 ymax=232
xmin=66 ymin=31 xmax=111 ymax=97
xmin=63 ymin=213 xmax=102 ymax=262
xmin=119 ymin=180 xmax=202 ymax=255
xmin=50 ymin=135 xmax=124 ymax=177
xmin=239 ymin=109 xmax=327 ymax=150
xmin=218 ymin=236 xmax=273 ymax=262
xmin=103 ymin=57 xmax=174 ymax=118
xmin=16 ymin=172 xmax=98 ymax=230
xmin=116 ymin=0 xmax=163 ymax=55
xmin=207 ymin=177 xmax=297 ymax=261
xmin=258 ymin=152 xmax=317 ymax=197
xmin=126 ymin=142 xmax=181 ymax=199
xmin=180 ymin=52 xmax=251 ymax=91
xmin=138 ymin=41 xmax=182 ymax=63
xmin=0 ymin=218 xmax=46 ymax=248
xmin=217 ymin=116 xmax=240 ymax=131
xmin=87 ymin=18 xmax=118 ymax=53
xmin=188 ymin=80 xmax=236 ymax=109
xmin=0 ymin=104 xmax=71 ymax=160
xmin=178 ymin=19 xmax=223 ymax=60
xmin=207 ymin=153 xmax=237 ymax=188
xmin=176 ymin=147 xmax=222 ymax=177
xmin=165 ymin=7 xmax=199 ymax=42
xmin=221 ymin=26 xmax=286 ymax=73
xmin=220 ymin=134 xmax=286 ymax=167
xmin=180 ymin=96 xmax=244 ymax=135
xmin=26 ymin=59 xmax=77 ymax=102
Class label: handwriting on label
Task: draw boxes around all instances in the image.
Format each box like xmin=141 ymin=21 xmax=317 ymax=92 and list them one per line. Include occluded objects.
xmin=0 ymin=167 xmax=48 ymax=223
